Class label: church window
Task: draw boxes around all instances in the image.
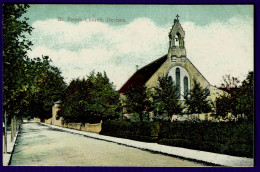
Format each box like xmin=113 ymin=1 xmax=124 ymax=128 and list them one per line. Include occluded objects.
xmin=176 ymin=68 xmax=180 ymax=99
xmin=175 ymin=35 xmax=179 ymax=47
xmin=184 ymin=76 xmax=188 ymax=97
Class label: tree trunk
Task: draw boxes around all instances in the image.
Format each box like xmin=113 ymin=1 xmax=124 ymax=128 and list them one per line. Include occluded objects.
xmin=11 ymin=118 xmax=13 ymax=142
xmin=3 ymin=111 xmax=7 ymax=153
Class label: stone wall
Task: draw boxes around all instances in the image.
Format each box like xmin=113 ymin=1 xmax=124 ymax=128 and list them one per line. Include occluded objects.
xmin=81 ymin=122 xmax=102 ymax=133
xmin=44 ymin=118 xmax=52 ymax=124
xmin=34 ymin=118 xmax=41 ymax=122
xmin=62 ymin=122 xmax=102 ymax=133
xmin=65 ymin=123 xmax=82 ymax=130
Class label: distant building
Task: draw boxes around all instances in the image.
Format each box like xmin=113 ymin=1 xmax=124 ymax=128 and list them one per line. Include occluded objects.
xmin=119 ymin=15 xmax=225 ymax=114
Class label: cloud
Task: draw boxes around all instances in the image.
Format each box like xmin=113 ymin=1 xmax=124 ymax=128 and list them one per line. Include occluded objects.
xmin=182 ymin=16 xmax=253 ymax=86
xmin=28 ymin=16 xmax=253 ymax=89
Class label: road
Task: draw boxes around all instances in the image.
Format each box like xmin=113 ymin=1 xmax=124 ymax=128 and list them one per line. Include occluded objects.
xmin=10 ymin=122 xmax=207 ymax=166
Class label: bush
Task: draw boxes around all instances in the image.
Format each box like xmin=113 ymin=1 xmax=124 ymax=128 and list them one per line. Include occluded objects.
xmin=158 ymin=121 xmax=253 ymax=158
xmin=100 ymin=120 xmax=160 ymax=142
xmin=101 ymin=120 xmax=253 ymax=158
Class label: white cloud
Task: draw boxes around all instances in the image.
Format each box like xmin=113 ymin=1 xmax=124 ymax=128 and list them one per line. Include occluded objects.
xmin=28 ymin=16 xmax=253 ymax=89
xmin=182 ymin=16 xmax=253 ymax=86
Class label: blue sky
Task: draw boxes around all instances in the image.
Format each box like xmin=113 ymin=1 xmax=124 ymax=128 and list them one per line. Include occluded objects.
xmin=24 ymin=4 xmax=254 ymax=89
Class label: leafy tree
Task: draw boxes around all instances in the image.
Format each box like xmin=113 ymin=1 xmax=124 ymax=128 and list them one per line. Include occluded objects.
xmin=215 ymin=93 xmax=231 ymax=118
xmin=216 ymin=72 xmax=253 ymax=120
xmin=3 ymin=4 xmax=33 ymax=119
xmin=216 ymin=74 xmax=240 ymax=117
xmin=152 ymin=76 xmax=183 ymax=121
xmin=184 ymin=79 xmax=212 ymax=114
xmin=27 ymin=56 xmax=66 ymax=120
xmin=59 ymin=71 xmax=121 ymax=123
xmin=123 ymin=85 xmax=151 ymax=122
xmin=236 ymin=71 xmax=254 ymax=121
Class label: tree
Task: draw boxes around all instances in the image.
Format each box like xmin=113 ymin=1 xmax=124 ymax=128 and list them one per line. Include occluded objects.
xmin=59 ymin=71 xmax=121 ymax=123
xmin=184 ymin=79 xmax=212 ymax=114
xmin=215 ymin=93 xmax=231 ymax=118
xmin=235 ymin=71 xmax=254 ymax=121
xmin=216 ymin=72 xmax=253 ymax=120
xmin=221 ymin=74 xmax=240 ymax=89
xmin=152 ymin=76 xmax=183 ymax=121
xmin=123 ymin=85 xmax=151 ymax=122
xmin=27 ymin=56 xmax=66 ymax=120
xmin=3 ymin=4 xmax=33 ymax=119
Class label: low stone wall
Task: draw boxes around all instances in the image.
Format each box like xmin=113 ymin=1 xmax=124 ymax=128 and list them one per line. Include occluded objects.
xmin=65 ymin=123 xmax=82 ymax=130
xmin=34 ymin=118 xmax=41 ymax=122
xmin=44 ymin=118 xmax=52 ymax=124
xmin=81 ymin=122 xmax=102 ymax=133
xmin=62 ymin=122 xmax=102 ymax=133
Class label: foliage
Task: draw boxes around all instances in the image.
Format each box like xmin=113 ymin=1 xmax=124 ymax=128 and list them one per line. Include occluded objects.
xmin=59 ymin=71 xmax=121 ymax=123
xmin=100 ymin=120 xmax=160 ymax=142
xmin=158 ymin=121 xmax=253 ymax=157
xmin=3 ymin=4 xmax=33 ymax=118
xmin=221 ymin=74 xmax=240 ymax=88
xmin=216 ymin=71 xmax=254 ymax=121
xmin=152 ymin=75 xmax=183 ymax=121
xmin=26 ymin=56 xmax=66 ymax=120
xmin=123 ymin=85 xmax=152 ymax=121
xmin=184 ymin=79 xmax=212 ymax=114
xmin=101 ymin=120 xmax=253 ymax=157
xmin=215 ymin=93 xmax=231 ymax=118
xmin=3 ymin=4 xmax=66 ymax=121
xmin=236 ymin=71 xmax=254 ymax=121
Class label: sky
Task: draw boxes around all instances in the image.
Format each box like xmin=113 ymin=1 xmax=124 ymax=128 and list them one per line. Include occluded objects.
xmin=23 ymin=4 xmax=254 ymax=89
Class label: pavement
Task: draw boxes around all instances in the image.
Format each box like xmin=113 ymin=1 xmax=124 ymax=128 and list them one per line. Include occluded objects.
xmin=39 ymin=122 xmax=254 ymax=167
xmin=2 ymin=130 xmax=19 ymax=166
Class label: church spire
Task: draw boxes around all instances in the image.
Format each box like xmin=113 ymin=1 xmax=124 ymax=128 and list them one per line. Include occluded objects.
xmin=174 ymin=14 xmax=180 ymax=24
xmin=168 ymin=15 xmax=186 ymax=61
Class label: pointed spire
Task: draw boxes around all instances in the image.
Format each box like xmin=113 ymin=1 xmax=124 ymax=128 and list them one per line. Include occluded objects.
xmin=176 ymin=14 xmax=180 ymax=21
xmin=174 ymin=14 xmax=180 ymax=24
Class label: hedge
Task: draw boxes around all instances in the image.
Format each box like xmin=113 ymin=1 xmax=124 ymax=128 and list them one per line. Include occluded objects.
xmin=159 ymin=121 xmax=253 ymax=158
xmin=100 ymin=120 xmax=160 ymax=142
xmin=101 ymin=120 xmax=253 ymax=158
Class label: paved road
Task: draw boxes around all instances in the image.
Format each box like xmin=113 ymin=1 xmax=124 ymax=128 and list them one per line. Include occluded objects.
xmin=11 ymin=122 xmax=207 ymax=166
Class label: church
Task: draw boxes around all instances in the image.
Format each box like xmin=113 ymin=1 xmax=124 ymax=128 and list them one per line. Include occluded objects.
xmin=119 ymin=15 xmax=225 ymax=116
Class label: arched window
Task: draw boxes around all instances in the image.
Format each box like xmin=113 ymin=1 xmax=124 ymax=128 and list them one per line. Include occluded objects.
xmin=175 ymin=35 xmax=179 ymax=47
xmin=168 ymin=66 xmax=190 ymax=100
xmin=184 ymin=76 xmax=188 ymax=97
xmin=176 ymin=68 xmax=180 ymax=99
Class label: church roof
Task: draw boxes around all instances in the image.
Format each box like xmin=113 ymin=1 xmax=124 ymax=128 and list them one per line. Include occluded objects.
xmin=119 ymin=54 xmax=168 ymax=94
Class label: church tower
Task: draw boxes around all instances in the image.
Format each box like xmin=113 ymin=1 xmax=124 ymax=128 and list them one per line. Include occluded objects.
xmin=168 ymin=15 xmax=186 ymax=62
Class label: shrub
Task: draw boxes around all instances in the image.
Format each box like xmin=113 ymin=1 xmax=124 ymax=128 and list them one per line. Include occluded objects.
xmin=158 ymin=121 xmax=253 ymax=158
xmin=101 ymin=120 xmax=253 ymax=158
xmin=101 ymin=120 xmax=160 ymax=142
